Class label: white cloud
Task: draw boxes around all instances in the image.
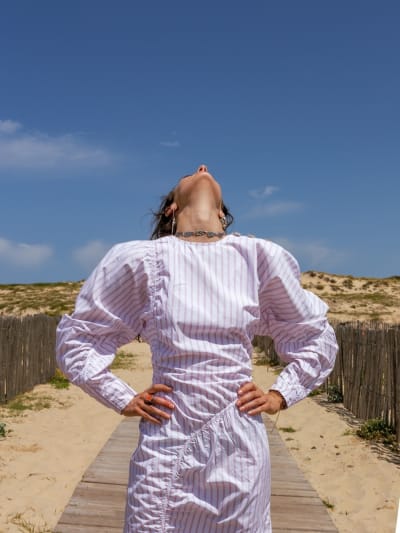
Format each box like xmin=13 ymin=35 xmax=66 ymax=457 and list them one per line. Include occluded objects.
xmin=160 ymin=140 xmax=180 ymax=148
xmin=0 ymin=237 xmax=53 ymax=267
xmin=0 ymin=119 xmax=112 ymax=170
xmin=73 ymin=240 xmax=111 ymax=271
xmin=246 ymin=201 xmax=303 ymax=218
xmin=272 ymin=237 xmax=346 ymax=270
xmin=0 ymin=119 xmax=22 ymax=134
xmin=249 ymin=185 xmax=279 ymax=199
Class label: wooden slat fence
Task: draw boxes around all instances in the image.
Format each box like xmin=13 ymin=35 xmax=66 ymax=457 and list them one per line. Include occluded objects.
xmin=0 ymin=314 xmax=59 ymax=403
xmin=2 ymin=314 xmax=399 ymax=442
xmin=330 ymin=322 xmax=400 ymax=442
xmin=253 ymin=321 xmax=400 ymax=442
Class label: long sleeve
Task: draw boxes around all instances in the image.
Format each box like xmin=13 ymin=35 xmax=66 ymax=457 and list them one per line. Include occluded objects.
xmin=256 ymin=241 xmax=338 ymax=407
xmin=56 ymin=242 xmax=149 ymax=413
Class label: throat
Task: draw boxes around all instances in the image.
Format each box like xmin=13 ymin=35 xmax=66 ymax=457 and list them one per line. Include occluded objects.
xmin=174 ymin=203 xmax=226 ymax=241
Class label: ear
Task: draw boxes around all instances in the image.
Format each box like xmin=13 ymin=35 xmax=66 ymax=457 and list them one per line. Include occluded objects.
xmin=165 ymin=202 xmax=178 ymax=217
xmin=218 ymin=203 xmax=225 ymax=219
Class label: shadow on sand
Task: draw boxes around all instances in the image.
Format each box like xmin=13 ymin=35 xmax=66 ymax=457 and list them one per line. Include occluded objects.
xmin=312 ymin=394 xmax=400 ymax=468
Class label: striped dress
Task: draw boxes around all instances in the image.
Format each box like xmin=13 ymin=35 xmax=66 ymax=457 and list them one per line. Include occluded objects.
xmin=56 ymin=234 xmax=338 ymax=533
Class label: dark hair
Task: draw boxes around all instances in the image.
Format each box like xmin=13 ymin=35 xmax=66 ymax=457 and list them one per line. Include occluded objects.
xmin=150 ymin=188 xmax=234 ymax=240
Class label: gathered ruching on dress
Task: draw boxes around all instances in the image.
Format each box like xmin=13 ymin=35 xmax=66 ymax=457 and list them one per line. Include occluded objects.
xmin=125 ymin=401 xmax=271 ymax=533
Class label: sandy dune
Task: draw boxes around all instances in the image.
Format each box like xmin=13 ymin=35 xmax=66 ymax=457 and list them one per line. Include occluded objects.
xmin=1 ymin=271 xmax=399 ymax=324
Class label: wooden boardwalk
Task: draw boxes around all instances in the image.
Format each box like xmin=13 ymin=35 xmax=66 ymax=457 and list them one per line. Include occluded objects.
xmin=55 ymin=416 xmax=338 ymax=532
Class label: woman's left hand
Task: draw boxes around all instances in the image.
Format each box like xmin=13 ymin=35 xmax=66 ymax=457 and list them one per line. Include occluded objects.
xmin=236 ymin=382 xmax=285 ymax=415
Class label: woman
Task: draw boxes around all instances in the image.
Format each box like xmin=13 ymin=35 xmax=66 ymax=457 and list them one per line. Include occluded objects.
xmin=56 ymin=165 xmax=338 ymax=532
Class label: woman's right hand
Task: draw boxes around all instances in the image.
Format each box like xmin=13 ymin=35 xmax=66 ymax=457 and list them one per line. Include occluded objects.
xmin=121 ymin=384 xmax=175 ymax=424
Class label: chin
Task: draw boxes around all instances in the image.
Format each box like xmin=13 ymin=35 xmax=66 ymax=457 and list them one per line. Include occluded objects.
xmin=195 ymin=171 xmax=216 ymax=182
xmin=176 ymin=172 xmax=222 ymax=201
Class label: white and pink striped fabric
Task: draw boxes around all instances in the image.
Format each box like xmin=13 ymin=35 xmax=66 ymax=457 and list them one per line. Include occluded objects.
xmin=56 ymin=234 xmax=338 ymax=532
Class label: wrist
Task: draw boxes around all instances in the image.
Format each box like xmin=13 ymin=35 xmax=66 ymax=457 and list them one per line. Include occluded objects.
xmin=268 ymin=389 xmax=287 ymax=410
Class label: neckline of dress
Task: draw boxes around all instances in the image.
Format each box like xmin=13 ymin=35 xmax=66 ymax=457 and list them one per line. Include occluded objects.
xmin=171 ymin=234 xmax=234 ymax=245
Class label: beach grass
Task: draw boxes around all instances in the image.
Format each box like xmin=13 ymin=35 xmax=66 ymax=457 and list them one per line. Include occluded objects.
xmin=1 ymin=272 xmax=399 ymax=324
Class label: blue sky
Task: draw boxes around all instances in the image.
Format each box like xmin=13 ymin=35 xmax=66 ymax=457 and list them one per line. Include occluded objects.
xmin=1 ymin=1 xmax=399 ymax=283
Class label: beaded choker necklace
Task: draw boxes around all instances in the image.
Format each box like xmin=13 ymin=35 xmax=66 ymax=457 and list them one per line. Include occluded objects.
xmin=175 ymin=230 xmax=226 ymax=239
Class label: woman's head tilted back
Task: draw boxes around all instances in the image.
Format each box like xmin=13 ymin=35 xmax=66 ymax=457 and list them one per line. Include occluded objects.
xmin=150 ymin=165 xmax=234 ymax=239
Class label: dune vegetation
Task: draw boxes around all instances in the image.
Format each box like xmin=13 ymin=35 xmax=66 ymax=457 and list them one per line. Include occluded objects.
xmin=0 ymin=272 xmax=399 ymax=323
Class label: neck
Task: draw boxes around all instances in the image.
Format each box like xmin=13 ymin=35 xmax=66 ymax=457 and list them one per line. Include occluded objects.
xmin=175 ymin=207 xmax=224 ymax=242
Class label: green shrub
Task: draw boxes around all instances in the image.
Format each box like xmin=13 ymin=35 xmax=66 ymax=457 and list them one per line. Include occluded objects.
xmin=309 ymin=388 xmax=324 ymax=397
xmin=49 ymin=369 xmax=69 ymax=389
xmin=111 ymin=350 xmax=137 ymax=370
xmin=253 ymin=355 xmax=270 ymax=366
xmin=357 ymin=418 xmax=396 ymax=446
xmin=342 ymin=278 xmax=354 ymax=289
xmin=322 ymin=499 xmax=335 ymax=510
xmin=327 ymin=385 xmax=343 ymax=403
xmin=5 ymin=395 xmax=52 ymax=412
xmin=280 ymin=426 xmax=296 ymax=433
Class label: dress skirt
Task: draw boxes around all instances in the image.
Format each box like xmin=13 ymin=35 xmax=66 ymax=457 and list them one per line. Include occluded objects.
xmin=124 ymin=399 xmax=271 ymax=533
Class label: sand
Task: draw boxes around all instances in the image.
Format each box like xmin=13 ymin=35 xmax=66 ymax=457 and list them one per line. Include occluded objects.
xmin=0 ymin=341 xmax=399 ymax=533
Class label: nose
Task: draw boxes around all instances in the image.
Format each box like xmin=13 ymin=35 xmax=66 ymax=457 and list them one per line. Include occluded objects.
xmin=197 ymin=164 xmax=208 ymax=173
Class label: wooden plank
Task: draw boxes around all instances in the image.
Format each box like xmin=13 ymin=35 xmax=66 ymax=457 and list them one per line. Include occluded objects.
xmin=55 ymin=482 xmax=126 ymax=530
xmin=56 ymin=415 xmax=338 ymax=532
xmin=82 ymin=422 xmax=139 ymax=485
xmin=55 ymin=526 xmax=122 ymax=533
xmin=265 ymin=416 xmax=337 ymax=531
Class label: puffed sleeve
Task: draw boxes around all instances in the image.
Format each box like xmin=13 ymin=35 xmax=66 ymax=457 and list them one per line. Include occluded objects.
xmin=256 ymin=241 xmax=338 ymax=407
xmin=56 ymin=242 xmax=149 ymax=413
